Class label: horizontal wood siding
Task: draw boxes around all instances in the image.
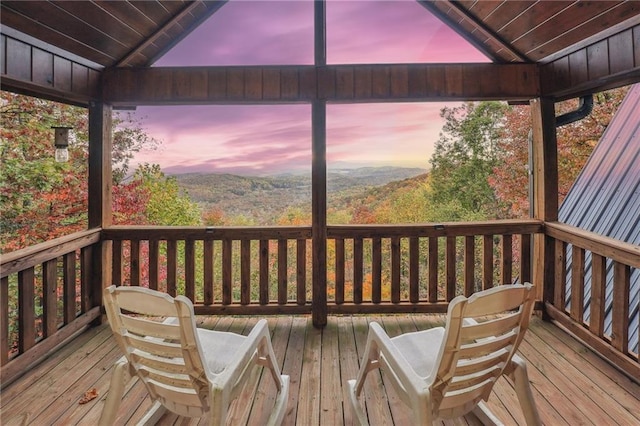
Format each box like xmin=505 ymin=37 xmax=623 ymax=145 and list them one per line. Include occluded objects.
xmin=1 ymin=33 xmax=100 ymax=105
xmin=541 ymin=23 xmax=640 ymax=100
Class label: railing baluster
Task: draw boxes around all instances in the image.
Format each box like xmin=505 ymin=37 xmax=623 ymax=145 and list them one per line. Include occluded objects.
xmin=130 ymin=240 xmax=140 ymax=286
xmin=554 ymin=240 xmax=567 ymax=309
xmin=482 ymin=235 xmax=493 ymax=290
xmin=80 ymin=246 xmax=92 ymax=313
xmin=43 ymin=259 xmax=58 ymax=338
xmin=112 ymin=240 xmax=122 ymax=286
xmin=520 ymin=233 xmax=531 ymax=284
xmin=464 ymin=236 xmax=475 ymax=296
xmin=590 ymin=253 xmax=606 ymax=337
xmin=240 ymin=240 xmax=251 ymax=305
xmin=1 ymin=276 xmax=9 ymax=365
xmin=259 ymin=239 xmax=269 ymax=305
xmin=277 ymin=239 xmax=287 ymax=305
xmin=570 ymin=246 xmax=585 ymax=323
xmin=18 ymin=268 xmax=35 ymax=353
xmin=353 ymin=238 xmax=363 ymax=304
xmin=167 ymin=240 xmax=177 ymax=296
xmin=611 ymin=262 xmax=630 ymax=353
xmin=185 ymin=239 xmax=196 ymax=301
xmin=428 ymin=236 xmax=438 ymax=302
xmin=296 ymin=239 xmax=306 ymax=305
xmin=335 ymin=238 xmax=345 ymax=304
xmin=409 ymin=237 xmax=419 ymax=303
xmin=372 ymin=238 xmax=382 ymax=303
xmin=391 ymin=237 xmax=401 ymax=303
xmin=446 ymin=236 xmax=456 ymax=301
xmin=222 ymin=239 xmax=232 ymax=304
xmin=149 ymin=240 xmax=159 ymax=290
xmin=63 ymin=252 xmax=76 ymax=324
xmin=501 ymin=234 xmax=512 ymax=284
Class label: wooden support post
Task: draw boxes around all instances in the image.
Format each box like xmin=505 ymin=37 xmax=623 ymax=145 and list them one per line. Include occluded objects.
xmin=88 ymin=101 xmax=113 ymax=322
xmin=530 ymin=98 xmax=558 ymax=318
xmin=312 ymin=0 xmax=327 ymax=328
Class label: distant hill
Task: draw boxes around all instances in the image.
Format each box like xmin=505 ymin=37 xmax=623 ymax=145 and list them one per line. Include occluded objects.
xmin=173 ymin=167 xmax=427 ymax=222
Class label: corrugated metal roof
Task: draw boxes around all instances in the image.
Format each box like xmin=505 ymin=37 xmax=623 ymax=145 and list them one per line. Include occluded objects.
xmin=559 ymin=84 xmax=640 ymax=354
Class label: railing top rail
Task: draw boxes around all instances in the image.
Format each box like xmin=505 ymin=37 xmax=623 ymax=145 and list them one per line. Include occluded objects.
xmin=102 ymin=226 xmax=312 ymax=241
xmin=546 ymin=221 xmax=640 ymax=268
xmin=1 ymin=229 xmax=101 ymax=277
xmin=329 ymin=219 xmax=543 ymax=238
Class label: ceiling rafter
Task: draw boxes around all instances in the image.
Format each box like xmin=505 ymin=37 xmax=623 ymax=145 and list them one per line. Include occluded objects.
xmin=417 ymin=0 xmax=529 ymax=63
xmin=117 ymin=0 xmax=228 ymax=67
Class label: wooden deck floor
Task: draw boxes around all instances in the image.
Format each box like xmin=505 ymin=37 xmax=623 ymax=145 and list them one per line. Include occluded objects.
xmin=1 ymin=315 xmax=639 ymax=425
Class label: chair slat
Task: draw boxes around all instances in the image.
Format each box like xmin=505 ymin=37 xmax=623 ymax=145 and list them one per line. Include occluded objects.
xmin=448 ymin=365 xmax=502 ymax=392
xmin=461 ymin=313 xmax=520 ymax=341
xmin=121 ymin=315 xmax=181 ymax=340
xmin=454 ymin=350 xmax=509 ymax=376
xmin=124 ymin=334 xmax=183 ymax=358
xmin=458 ymin=330 xmax=516 ymax=359
xmin=130 ymin=351 xmax=189 ymax=375
xmin=464 ymin=286 xmax=528 ymax=316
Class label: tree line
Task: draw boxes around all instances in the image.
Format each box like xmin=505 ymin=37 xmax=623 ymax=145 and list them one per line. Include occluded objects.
xmin=0 ymin=87 xmax=628 ymax=253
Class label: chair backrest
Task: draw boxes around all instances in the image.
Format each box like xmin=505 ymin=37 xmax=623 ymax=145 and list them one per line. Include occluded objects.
xmin=103 ymin=285 xmax=210 ymax=417
xmin=431 ymin=283 xmax=535 ymax=418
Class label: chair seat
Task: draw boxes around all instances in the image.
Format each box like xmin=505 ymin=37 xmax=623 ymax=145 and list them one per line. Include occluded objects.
xmin=391 ymin=327 xmax=444 ymax=378
xmin=197 ymin=328 xmax=247 ymax=374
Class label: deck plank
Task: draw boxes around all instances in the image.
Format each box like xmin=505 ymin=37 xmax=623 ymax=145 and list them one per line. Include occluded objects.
xmin=2 ymin=315 xmax=639 ymax=426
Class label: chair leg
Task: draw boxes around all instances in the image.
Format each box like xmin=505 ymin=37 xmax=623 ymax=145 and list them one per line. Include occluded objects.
xmin=509 ymin=355 xmax=542 ymax=426
xmin=266 ymin=375 xmax=290 ymax=426
xmin=347 ymin=331 xmax=382 ymax=426
xmin=136 ymin=401 xmax=167 ymax=426
xmin=471 ymin=401 xmax=502 ymax=426
xmin=99 ymin=357 xmax=132 ymax=426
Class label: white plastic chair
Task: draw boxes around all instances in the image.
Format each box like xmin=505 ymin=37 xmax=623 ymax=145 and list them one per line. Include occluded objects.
xmin=348 ymin=283 xmax=541 ymax=425
xmin=99 ymin=285 xmax=289 ymax=425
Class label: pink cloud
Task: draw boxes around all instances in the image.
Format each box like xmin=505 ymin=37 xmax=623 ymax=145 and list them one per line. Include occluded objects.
xmin=133 ymin=1 xmax=487 ymax=175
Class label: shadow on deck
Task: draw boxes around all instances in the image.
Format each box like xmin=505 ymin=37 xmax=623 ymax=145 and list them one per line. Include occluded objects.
xmin=1 ymin=315 xmax=639 ymax=425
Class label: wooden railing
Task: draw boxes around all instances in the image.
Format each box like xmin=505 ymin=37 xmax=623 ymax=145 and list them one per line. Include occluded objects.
xmin=102 ymin=220 xmax=542 ymax=316
xmin=544 ymin=222 xmax=640 ymax=382
xmin=0 ymin=229 xmax=102 ymax=385
xmin=0 ymin=219 xmax=551 ymax=385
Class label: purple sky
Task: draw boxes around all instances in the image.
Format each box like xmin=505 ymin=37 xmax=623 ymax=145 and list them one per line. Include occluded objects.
xmin=131 ymin=1 xmax=488 ymax=175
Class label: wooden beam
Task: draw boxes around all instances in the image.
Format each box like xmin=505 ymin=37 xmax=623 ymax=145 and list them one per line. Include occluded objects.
xmin=530 ymin=97 xmax=558 ymax=311
xmin=88 ymin=101 xmax=113 ymax=322
xmin=101 ymin=63 xmax=540 ymax=105
xmin=312 ymin=0 xmax=327 ymax=328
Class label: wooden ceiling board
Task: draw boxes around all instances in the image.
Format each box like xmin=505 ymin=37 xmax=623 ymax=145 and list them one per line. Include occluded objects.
xmin=94 ymin=1 xmax=158 ymax=36
xmin=466 ymin=1 xmax=505 ymax=21
xmin=1 ymin=1 xmax=128 ymax=58
xmin=525 ymin=2 xmax=640 ymax=60
xmin=128 ymin=1 xmax=175 ymax=26
xmin=512 ymin=1 xmax=627 ymax=57
xmin=482 ymin=0 xmax=537 ymax=31
xmin=53 ymin=1 xmax=142 ymax=47
xmin=0 ymin=4 xmax=115 ymax=65
xmin=499 ymin=1 xmax=575 ymax=43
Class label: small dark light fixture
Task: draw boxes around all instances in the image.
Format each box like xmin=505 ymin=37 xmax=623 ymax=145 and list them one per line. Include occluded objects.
xmin=53 ymin=126 xmax=72 ymax=162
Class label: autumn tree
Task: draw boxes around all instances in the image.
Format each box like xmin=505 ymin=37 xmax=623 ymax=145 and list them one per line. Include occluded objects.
xmin=0 ymin=92 xmax=162 ymax=252
xmin=429 ymin=101 xmax=509 ymax=219
xmin=491 ymin=86 xmax=629 ymax=218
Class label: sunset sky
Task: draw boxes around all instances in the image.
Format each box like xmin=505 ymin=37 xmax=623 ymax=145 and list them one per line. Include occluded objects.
xmin=131 ymin=0 xmax=488 ymax=175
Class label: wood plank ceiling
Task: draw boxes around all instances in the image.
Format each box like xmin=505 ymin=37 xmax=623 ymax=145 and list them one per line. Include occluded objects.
xmin=1 ymin=0 xmax=639 ymax=68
